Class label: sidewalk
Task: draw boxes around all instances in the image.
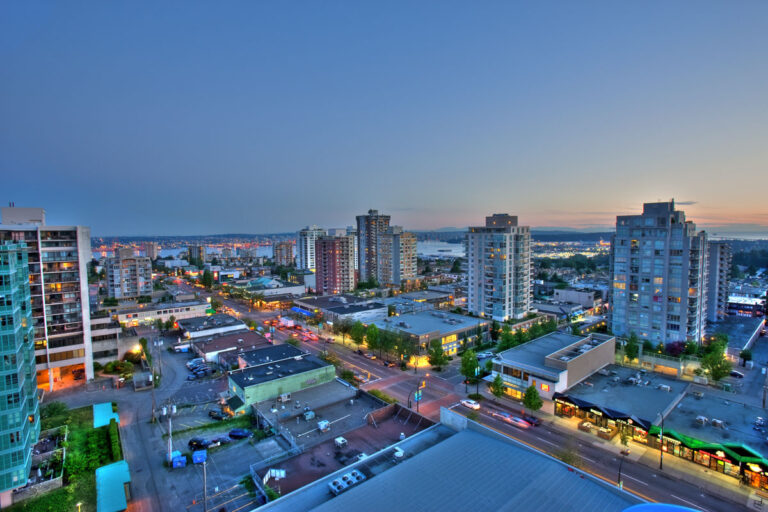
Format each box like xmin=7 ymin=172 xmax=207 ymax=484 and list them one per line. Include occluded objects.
xmin=469 ymin=386 xmax=757 ymax=509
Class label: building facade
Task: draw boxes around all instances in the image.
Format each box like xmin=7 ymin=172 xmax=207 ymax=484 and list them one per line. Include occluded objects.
xmin=377 ymin=227 xmax=417 ymax=287
xmin=105 ymin=248 xmax=152 ymax=299
xmin=0 ymin=243 xmax=40 ymax=503
xmin=610 ymin=200 xmax=708 ymax=344
xmin=272 ymin=241 xmax=294 ymax=267
xmin=0 ymin=207 xmax=93 ymax=391
xmin=188 ymin=244 xmax=206 ymax=264
xmin=706 ymin=241 xmax=731 ymax=323
xmin=142 ymin=241 xmax=159 ymax=260
xmin=466 ymin=214 xmax=532 ymax=321
xmin=315 ymin=235 xmax=357 ymax=295
xmin=297 ymin=225 xmax=327 ymax=272
xmin=356 ymin=210 xmax=391 ymax=282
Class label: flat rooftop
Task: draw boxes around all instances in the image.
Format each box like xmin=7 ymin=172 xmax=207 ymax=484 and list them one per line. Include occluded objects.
xmin=563 ymin=365 xmax=688 ymax=425
xmin=116 ymin=300 xmax=207 ymax=314
xmin=238 ymin=344 xmax=306 ymax=368
xmin=325 ymin=302 xmax=386 ymax=315
xmin=178 ymin=314 xmax=245 ymax=332
xmin=192 ymin=330 xmax=271 ymax=355
xmin=496 ymin=332 xmax=609 ymax=379
xmin=371 ymin=310 xmax=487 ymax=337
xmin=664 ymin=389 xmax=768 ymax=452
xmin=708 ymin=316 xmax=765 ymax=349
xmin=399 ymin=290 xmax=450 ymax=302
xmin=229 ymin=354 xmax=329 ymax=389
xmin=264 ymin=427 xmax=640 ymax=512
xmin=294 ymin=294 xmax=370 ymax=311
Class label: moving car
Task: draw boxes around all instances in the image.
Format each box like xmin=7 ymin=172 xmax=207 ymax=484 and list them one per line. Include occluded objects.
xmin=460 ymin=399 xmax=481 ymax=410
xmin=508 ymin=416 xmax=532 ymax=429
xmin=229 ymin=428 xmax=252 ymax=439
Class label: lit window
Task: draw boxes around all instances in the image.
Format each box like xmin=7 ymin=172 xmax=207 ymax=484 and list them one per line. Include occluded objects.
xmin=541 ymin=383 xmax=549 ymax=392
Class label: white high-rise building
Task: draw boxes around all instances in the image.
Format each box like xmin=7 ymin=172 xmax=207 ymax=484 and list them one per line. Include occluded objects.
xmin=105 ymin=247 xmax=152 ymax=299
xmin=377 ymin=227 xmax=417 ymax=287
xmin=0 ymin=207 xmax=93 ymax=390
xmin=297 ymin=225 xmax=327 ymax=271
xmin=466 ymin=214 xmax=532 ymax=321
xmin=610 ymin=200 xmax=708 ymax=343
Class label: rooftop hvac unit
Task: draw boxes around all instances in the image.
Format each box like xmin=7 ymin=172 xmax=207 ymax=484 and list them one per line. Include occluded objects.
xmin=658 ymin=384 xmax=671 ymax=392
xmin=711 ymin=419 xmax=725 ymax=429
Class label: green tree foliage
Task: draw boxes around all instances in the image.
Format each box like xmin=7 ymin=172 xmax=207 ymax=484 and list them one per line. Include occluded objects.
xmin=460 ymin=349 xmax=479 ymax=391
xmin=523 ymin=385 xmax=543 ymax=413
xmin=642 ymin=339 xmax=654 ymax=353
xmin=102 ymin=297 xmax=118 ymax=307
xmin=624 ymin=333 xmax=639 ymax=361
xmin=490 ymin=374 xmax=505 ymax=401
xmin=350 ymin=321 xmax=366 ymax=347
xmin=201 ymin=269 xmax=214 ymax=289
xmin=740 ymin=349 xmax=753 ymax=363
xmin=490 ymin=320 xmax=500 ymax=341
xmin=427 ymin=339 xmax=449 ymax=370
xmin=366 ymin=324 xmax=380 ymax=353
xmin=210 ymin=298 xmax=222 ymax=311
xmin=701 ymin=340 xmax=732 ymax=381
xmin=450 ymin=259 xmax=463 ymax=273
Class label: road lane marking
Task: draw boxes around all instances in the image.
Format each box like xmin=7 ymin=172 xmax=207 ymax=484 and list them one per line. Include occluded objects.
xmin=623 ymin=474 xmax=648 ymax=486
xmin=534 ymin=436 xmax=557 ymax=447
xmin=581 ymin=455 xmax=598 ymax=463
xmin=672 ymin=494 xmax=710 ymax=512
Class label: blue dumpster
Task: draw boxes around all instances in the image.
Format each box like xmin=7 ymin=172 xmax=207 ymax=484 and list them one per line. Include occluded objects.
xmin=192 ymin=450 xmax=207 ymax=464
xmin=172 ymin=456 xmax=187 ymax=468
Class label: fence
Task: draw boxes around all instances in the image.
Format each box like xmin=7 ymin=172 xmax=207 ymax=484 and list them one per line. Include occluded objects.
xmin=13 ymin=426 xmax=68 ymax=504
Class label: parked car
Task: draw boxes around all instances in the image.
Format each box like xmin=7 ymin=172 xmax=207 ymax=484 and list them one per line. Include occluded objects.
xmin=356 ymin=349 xmax=365 ymax=356
xmin=477 ymin=352 xmax=494 ymax=359
xmin=187 ymin=374 xmax=198 ymax=381
xmin=730 ymin=370 xmax=745 ymax=379
xmin=460 ymin=399 xmax=481 ymax=410
xmin=208 ymin=410 xmax=224 ymax=420
xmin=212 ymin=436 xmax=231 ymax=445
xmin=188 ymin=438 xmax=212 ymax=450
xmin=186 ymin=358 xmax=204 ymax=368
xmin=229 ymin=428 xmax=252 ymax=439
xmin=72 ymin=369 xmax=85 ymax=380
xmin=365 ymin=353 xmax=377 ymax=360
xmin=382 ymin=360 xmax=397 ymax=367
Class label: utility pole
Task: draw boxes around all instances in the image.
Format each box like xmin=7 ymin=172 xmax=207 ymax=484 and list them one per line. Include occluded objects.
xmin=659 ymin=414 xmax=664 ymax=470
xmin=202 ymin=460 xmax=208 ymax=512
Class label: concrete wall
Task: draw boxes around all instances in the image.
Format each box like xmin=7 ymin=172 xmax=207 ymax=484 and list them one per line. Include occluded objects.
xmin=564 ymin=337 xmax=615 ymax=388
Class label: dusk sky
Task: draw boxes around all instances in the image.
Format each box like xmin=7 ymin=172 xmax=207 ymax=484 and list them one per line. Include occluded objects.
xmin=1 ymin=1 xmax=767 ymax=236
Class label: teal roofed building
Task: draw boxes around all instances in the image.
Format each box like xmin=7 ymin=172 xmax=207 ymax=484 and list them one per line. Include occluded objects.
xmin=0 ymin=242 xmax=40 ymax=507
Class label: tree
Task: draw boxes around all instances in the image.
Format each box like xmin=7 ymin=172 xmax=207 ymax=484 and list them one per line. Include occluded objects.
xmin=740 ymin=349 xmax=753 ymax=367
xmin=701 ymin=343 xmax=732 ymax=381
xmin=498 ymin=324 xmax=515 ymax=351
xmin=642 ymin=339 xmax=654 ymax=353
xmin=366 ymin=324 xmax=380 ymax=353
xmin=427 ymin=339 xmax=449 ymax=370
xmin=570 ymin=323 xmax=581 ymax=335
xmin=490 ymin=320 xmax=500 ymax=341
xmin=460 ymin=349 xmax=479 ymax=392
xmin=350 ymin=321 xmax=366 ymax=347
xmin=450 ymin=259 xmax=463 ymax=273
xmin=154 ymin=318 xmax=164 ymax=332
xmin=201 ymin=269 xmax=214 ymax=289
xmin=335 ymin=319 xmax=352 ymax=346
xmin=210 ymin=298 xmax=222 ymax=311
xmin=490 ymin=374 xmax=505 ymax=402
xmin=624 ymin=333 xmax=639 ymax=361
xmin=523 ymin=385 xmax=543 ymax=414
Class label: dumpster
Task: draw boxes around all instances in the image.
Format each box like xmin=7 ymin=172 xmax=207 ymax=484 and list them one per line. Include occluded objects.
xmin=168 ymin=450 xmax=181 ymax=462
xmin=192 ymin=450 xmax=208 ymax=464
xmin=172 ymin=456 xmax=187 ymax=468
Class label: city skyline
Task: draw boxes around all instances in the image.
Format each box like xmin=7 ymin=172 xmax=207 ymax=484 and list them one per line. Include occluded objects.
xmin=2 ymin=1 xmax=768 ymax=236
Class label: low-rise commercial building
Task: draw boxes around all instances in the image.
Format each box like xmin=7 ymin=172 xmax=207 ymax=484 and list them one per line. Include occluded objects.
xmin=371 ymin=311 xmax=489 ymax=355
xmin=708 ymin=316 xmax=765 ymax=359
xmin=178 ymin=314 xmax=247 ymax=340
xmin=191 ymin=330 xmax=271 ymax=364
xmin=226 ymin=348 xmax=334 ymax=413
xmin=324 ymin=302 xmax=388 ymax=324
xmin=491 ymin=332 xmax=615 ymax=400
xmin=114 ymin=301 xmax=209 ymax=327
xmin=727 ymin=295 xmax=765 ymax=318
xmin=241 ymin=277 xmax=306 ymax=297
xmin=553 ymin=288 xmax=601 ymax=309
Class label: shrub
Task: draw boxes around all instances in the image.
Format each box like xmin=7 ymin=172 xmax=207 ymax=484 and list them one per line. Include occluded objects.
xmin=108 ymin=419 xmax=121 ymax=461
xmin=41 ymin=401 xmax=68 ymax=420
xmin=368 ymin=389 xmax=397 ymax=404
xmin=92 ymin=361 xmax=103 ymax=371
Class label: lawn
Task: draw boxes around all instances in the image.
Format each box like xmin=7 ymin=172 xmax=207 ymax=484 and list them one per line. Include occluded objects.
xmin=7 ymin=403 xmax=121 ymax=512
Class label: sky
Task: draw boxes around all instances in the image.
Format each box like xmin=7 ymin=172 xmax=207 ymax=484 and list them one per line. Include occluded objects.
xmin=1 ymin=1 xmax=767 ymax=236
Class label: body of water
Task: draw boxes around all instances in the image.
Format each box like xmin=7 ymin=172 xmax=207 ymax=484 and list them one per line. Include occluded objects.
xmin=417 ymin=241 xmax=464 ymax=258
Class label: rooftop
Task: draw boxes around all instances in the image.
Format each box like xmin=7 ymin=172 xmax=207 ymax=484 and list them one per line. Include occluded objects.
xmin=270 ymin=427 xmax=640 ymax=512
xmin=398 ymin=290 xmax=450 ymax=302
xmin=178 ymin=314 xmax=245 ymax=333
xmin=229 ymin=353 xmax=329 ymax=389
xmin=325 ymin=302 xmax=387 ymax=315
xmin=562 ymin=365 xmax=688 ymax=425
xmin=496 ymin=332 xmax=612 ymax=379
xmin=294 ymin=294 xmax=371 ymax=311
xmin=708 ymin=316 xmax=765 ymax=349
xmin=238 ymin=344 xmax=306 ymax=368
xmin=115 ymin=300 xmax=208 ymax=315
xmin=371 ymin=310 xmax=487 ymax=337
xmin=664 ymin=389 xmax=768 ymax=452
xmin=192 ymin=330 xmax=270 ymax=356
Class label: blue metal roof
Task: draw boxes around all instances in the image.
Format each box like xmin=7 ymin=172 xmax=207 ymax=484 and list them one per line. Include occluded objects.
xmin=96 ymin=460 xmax=131 ymax=512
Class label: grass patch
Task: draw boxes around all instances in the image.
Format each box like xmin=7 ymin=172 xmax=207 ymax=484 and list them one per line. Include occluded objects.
xmin=467 ymin=393 xmax=484 ymax=401
xmin=7 ymin=403 xmax=117 ymax=512
xmin=367 ymin=389 xmax=397 ymax=404
xmin=162 ymin=414 xmax=253 ymax=438
xmin=239 ymin=475 xmax=256 ymax=497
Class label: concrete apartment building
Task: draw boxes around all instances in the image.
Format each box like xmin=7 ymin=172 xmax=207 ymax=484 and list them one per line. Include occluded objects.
xmin=105 ymin=248 xmax=152 ymax=299
xmin=142 ymin=241 xmax=159 ymax=260
xmin=356 ymin=209 xmax=391 ymax=282
xmin=0 ymin=207 xmax=93 ymax=391
xmin=491 ymin=332 xmax=616 ymax=400
xmin=272 ymin=241 xmax=294 ymax=267
xmin=552 ymin=288 xmax=601 ymax=310
xmin=610 ymin=200 xmax=708 ymax=344
xmin=315 ymin=234 xmax=356 ymax=295
xmin=466 ymin=214 xmax=532 ymax=321
xmin=0 ymin=242 xmax=40 ymax=505
xmin=706 ymin=241 xmax=731 ymax=323
xmin=188 ymin=244 xmax=206 ymax=264
xmin=377 ymin=227 xmax=417 ymax=287
xmin=90 ymin=315 xmax=139 ymax=366
xmin=297 ymin=225 xmax=327 ymax=272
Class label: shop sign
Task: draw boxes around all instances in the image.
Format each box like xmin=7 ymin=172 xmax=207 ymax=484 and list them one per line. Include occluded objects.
xmin=589 ymin=409 xmax=603 ymax=416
